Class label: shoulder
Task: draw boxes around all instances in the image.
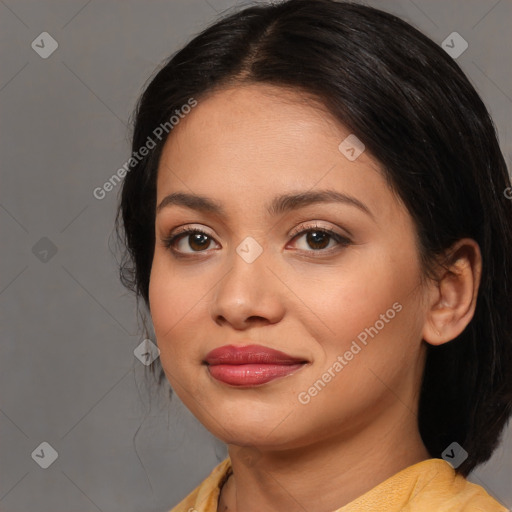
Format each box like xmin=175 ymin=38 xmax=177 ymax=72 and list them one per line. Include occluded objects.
xmin=441 ymin=475 xmax=508 ymax=512
xmin=338 ymin=458 xmax=508 ymax=512
xmin=402 ymin=459 xmax=508 ymax=512
xmin=168 ymin=457 xmax=232 ymax=512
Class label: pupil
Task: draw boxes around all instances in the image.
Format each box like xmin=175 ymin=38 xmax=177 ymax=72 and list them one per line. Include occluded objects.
xmin=190 ymin=233 xmax=209 ymax=251
xmin=307 ymin=231 xmax=329 ymax=250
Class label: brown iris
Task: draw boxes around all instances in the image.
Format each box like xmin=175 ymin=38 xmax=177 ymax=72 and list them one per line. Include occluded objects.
xmin=305 ymin=231 xmax=330 ymax=250
xmin=188 ymin=233 xmax=211 ymax=251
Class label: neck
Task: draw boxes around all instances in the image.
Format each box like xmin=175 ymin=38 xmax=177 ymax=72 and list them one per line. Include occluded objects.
xmin=217 ymin=405 xmax=431 ymax=512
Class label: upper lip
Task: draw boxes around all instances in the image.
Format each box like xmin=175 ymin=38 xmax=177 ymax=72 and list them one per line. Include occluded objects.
xmin=203 ymin=344 xmax=308 ymax=365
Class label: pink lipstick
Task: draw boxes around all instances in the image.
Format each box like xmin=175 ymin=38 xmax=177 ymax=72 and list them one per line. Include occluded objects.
xmin=204 ymin=344 xmax=307 ymax=386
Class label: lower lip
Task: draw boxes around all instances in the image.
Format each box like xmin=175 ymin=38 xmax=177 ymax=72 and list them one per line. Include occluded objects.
xmin=207 ymin=363 xmax=306 ymax=386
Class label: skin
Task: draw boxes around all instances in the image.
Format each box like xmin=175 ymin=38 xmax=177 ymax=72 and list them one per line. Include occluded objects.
xmin=148 ymin=84 xmax=482 ymax=512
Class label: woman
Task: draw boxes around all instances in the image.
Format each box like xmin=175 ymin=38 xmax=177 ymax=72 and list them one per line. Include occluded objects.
xmin=115 ymin=0 xmax=512 ymax=510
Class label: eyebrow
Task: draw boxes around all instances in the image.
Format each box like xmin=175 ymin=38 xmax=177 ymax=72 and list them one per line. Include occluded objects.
xmin=156 ymin=189 xmax=375 ymax=220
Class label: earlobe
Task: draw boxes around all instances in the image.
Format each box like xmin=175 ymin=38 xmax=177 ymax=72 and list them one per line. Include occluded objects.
xmin=422 ymin=238 xmax=482 ymax=347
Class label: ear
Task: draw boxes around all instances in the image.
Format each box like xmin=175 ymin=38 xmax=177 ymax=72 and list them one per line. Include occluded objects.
xmin=422 ymin=238 xmax=482 ymax=346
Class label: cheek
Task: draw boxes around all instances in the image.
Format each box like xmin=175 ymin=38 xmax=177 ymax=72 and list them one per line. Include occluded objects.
xmin=295 ymin=260 xmax=403 ymax=336
xmin=148 ymin=260 xmax=202 ymax=395
xmin=148 ymin=255 xmax=201 ymax=349
xmin=298 ymin=245 xmax=423 ymax=358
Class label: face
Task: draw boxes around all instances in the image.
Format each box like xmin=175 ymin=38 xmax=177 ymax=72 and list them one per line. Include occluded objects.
xmin=149 ymin=84 xmax=429 ymax=450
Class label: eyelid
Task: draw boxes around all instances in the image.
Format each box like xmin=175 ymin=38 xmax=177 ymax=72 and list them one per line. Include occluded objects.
xmin=288 ymin=220 xmax=347 ymax=239
xmin=170 ymin=224 xmax=215 ymax=238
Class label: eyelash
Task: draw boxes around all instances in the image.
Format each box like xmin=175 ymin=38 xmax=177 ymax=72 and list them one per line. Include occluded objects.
xmin=161 ymin=223 xmax=352 ymax=258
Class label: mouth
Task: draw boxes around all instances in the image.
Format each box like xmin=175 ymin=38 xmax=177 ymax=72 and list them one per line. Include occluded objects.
xmin=203 ymin=344 xmax=309 ymax=387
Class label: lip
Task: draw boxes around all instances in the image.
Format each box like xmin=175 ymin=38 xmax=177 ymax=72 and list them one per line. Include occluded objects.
xmin=204 ymin=344 xmax=308 ymax=387
xmin=204 ymin=344 xmax=307 ymax=365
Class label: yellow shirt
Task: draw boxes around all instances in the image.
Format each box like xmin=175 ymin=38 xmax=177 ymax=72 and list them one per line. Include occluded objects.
xmin=169 ymin=457 xmax=508 ymax=512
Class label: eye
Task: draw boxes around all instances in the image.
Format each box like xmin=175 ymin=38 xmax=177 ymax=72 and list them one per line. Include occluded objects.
xmin=287 ymin=223 xmax=352 ymax=254
xmin=161 ymin=227 xmax=219 ymax=255
xmin=160 ymin=222 xmax=352 ymax=258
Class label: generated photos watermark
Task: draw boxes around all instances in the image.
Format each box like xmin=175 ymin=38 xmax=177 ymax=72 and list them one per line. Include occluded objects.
xmin=298 ymin=301 xmax=403 ymax=405
xmin=93 ymin=97 xmax=198 ymax=200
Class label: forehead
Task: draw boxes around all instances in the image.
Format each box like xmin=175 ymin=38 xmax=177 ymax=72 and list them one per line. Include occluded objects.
xmin=155 ymin=84 xmax=399 ymax=222
xmin=160 ymin=84 xmax=343 ymax=163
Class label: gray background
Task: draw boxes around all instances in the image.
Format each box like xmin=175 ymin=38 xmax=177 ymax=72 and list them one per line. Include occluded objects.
xmin=1 ymin=0 xmax=511 ymax=510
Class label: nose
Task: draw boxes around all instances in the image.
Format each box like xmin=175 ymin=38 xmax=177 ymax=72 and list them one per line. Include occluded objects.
xmin=209 ymin=244 xmax=286 ymax=330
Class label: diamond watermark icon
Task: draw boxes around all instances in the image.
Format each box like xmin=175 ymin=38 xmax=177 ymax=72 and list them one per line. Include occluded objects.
xmin=236 ymin=236 xmax=263 ymax=263
xmin=233 ymin=445 xmax=262 ymax=468
xmin=442 ymin=441 xmax=468 ymax=469
xmin=31 ymin=32 xmax=59 ymax=59
xmin=32 ymin=237 xmax=58 ymax=263
xmin=441 ymin=32 xmax=468 ymax=59
xmin=338 ymin=134 xmax=365 ymax=161
xmin=32 ymin=441 xmax=58 ymax=469
xmin=134 ymin=338 xmax=160 ymax=366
